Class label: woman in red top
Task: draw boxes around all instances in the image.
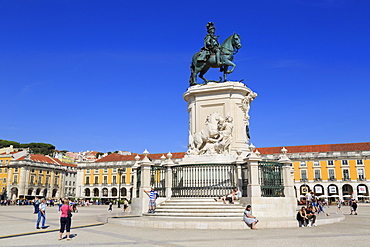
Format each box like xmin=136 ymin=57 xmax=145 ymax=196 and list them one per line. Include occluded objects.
xmin=59 ymin=199 xmax=72 ymax=240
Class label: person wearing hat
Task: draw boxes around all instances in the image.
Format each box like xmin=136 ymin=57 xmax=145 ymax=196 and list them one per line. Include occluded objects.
xmin=144 ymin=187 xmax=158 ymax=213
xmin=203 ymin=22 xmax=221 ymax=65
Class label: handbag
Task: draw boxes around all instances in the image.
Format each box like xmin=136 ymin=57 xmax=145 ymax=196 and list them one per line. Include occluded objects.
xmin=68 ymin=209 xmax=73 ymax=218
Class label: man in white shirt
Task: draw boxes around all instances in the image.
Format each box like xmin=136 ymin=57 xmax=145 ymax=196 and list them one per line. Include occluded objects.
xmin=234 ymin=188 xmax=242 ymax=200
xmin=36 ymin=198 xmax=47 ymax=229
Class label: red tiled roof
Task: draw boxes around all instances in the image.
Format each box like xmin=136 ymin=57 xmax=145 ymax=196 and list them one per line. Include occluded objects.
xmin=17 ymin=154 xmax=77 ymax=167
xmin=90 ymin=142 xmax=370 ymax=163
xmin=257 ymin=142 xmax=370 ymax=155
xmin=95 ymin=152 xmax=185 ymax=163
xmin=0 ymin=151 xmax=19 ymax=155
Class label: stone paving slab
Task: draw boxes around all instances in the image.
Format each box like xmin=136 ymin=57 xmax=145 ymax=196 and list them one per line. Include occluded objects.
xmin=109 ymin=208 xmax=344 ymax=229
xmin=0 ymin=204 xmax=369 ymax=246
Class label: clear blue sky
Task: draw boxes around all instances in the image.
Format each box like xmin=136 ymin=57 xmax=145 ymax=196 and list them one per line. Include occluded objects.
xmin=1 ymin=0 xmax=369 ymax=154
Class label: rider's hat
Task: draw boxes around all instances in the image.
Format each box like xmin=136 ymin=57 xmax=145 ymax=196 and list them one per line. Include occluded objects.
xmin=206 ymin=22 xmax=215 ymax=31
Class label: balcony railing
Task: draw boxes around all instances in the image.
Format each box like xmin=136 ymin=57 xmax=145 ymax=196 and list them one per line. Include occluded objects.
xmin=329 ymin=177 xmax=336 ymax=181
xmin=314 ymin=178 xmax=322 ymax=182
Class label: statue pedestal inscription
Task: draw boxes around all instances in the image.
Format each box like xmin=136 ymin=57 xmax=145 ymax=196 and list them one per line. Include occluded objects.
xmin=183 ymin=81 xmax=257 ymax=161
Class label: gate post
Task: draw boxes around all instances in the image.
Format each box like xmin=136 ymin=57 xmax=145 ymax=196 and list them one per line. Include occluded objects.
xmin=131 ymin=150 xmax=154 ymax=215
xmin=278 ymin=147 xmax=295 ymax=198
xmin=165 ymin=152 xmax=174 ymax=198
xmin=245 ymin=145 xmax=262 ymax=198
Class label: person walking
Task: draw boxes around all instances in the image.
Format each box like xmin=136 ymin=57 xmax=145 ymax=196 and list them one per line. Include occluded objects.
xmin=144 ymin=187 xmax=158 ymax=213
xmin=336 ymin=199 xmax=343 ymax=213
xmin=36 ymin=198 xmax=47 ymax=229
xmin=58 ymin=199 xmax=72 ymax=240
xmin=108 ymin=201 xmax=113 ymax=212
xmin=351 ymin=200 xmax=358 ymax=215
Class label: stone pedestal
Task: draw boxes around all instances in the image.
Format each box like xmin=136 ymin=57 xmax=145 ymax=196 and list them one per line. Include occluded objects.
xmin=183 ymin=81 xmax=257 ymax=158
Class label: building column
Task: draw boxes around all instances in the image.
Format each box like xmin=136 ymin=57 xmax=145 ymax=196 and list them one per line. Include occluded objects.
xmin=18 ymin=167 xmax=27 ymax=197
xmin=6 ymin=167 xmax=13 ymax=200
xmin=76 ymin=169 xmax=84 ymax=198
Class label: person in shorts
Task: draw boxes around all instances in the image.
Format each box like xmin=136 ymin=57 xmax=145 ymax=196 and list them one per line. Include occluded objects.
xmin=144 ymin=187 xmax=158 ymax=213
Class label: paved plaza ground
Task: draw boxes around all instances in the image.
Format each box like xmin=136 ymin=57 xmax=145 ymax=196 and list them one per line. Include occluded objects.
xmin=1 ymin=204 xmax=369 ymax=247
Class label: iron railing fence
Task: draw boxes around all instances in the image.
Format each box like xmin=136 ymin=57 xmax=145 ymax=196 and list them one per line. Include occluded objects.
xmin=136 ymin=168 xmax=141 ymax=198
xmin=171 ymin=164 xmax=237 ymax=197
xmin=241 ymin=166 xmax=248 ymax=197
xmin=258 ymin=161 xmax=285 ymax=197
xmin=150 ymin=166 xmax=166 ymax=197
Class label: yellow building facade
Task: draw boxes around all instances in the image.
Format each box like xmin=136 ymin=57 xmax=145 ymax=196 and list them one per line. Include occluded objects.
xmin=259 ymin=142 xmax=370 ymax=202
xmin=1 ymin=150 xmax=76 ymax=200
xmin=76 ymin=153 xmax=135 ymax=200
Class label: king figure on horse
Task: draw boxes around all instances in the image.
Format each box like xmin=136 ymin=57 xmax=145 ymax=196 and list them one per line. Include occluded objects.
xmin=190 ymin=22 xmax=242 ymax=86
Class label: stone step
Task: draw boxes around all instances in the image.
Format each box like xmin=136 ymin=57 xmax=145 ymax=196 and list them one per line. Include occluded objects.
xmin=161 ymin=203 xmax=242 ymax=207
xmin=159 ymin=204 xmax=244 ymax=210
xmin=162 ymin=198 xmax=228 ymax=202
xmin=144 ymin=212 xmax=243 ymax=217
xmin=151 ymin=197 xmax=245 ymax=218
xmin=155 ymin=208 xmax=244 ymax=213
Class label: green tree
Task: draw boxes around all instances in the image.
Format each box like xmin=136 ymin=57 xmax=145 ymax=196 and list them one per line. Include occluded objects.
xmin=0 ymin=139 xmax=21 ymax=148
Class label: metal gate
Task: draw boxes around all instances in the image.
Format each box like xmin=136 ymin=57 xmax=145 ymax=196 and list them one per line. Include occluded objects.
xmin=136 ymin=167 xmax=141 ymax=198
xmin=258 ymin=161 xmax=284 ymax=197
xmin=241 ymin=166 xmax=248 ymax=197
xmin=150 ymin=166 xmax=166 ymax=197
xmin=171 ymin=164 xmax=237 ymax=197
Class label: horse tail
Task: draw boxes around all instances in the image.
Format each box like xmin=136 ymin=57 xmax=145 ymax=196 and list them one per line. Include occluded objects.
xmin=189 ymin=54 xmax=197 ymax=84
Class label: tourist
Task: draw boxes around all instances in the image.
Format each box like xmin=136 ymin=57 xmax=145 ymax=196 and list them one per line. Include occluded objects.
xmin=234 ymin=188 xmax=242 ymax=201
xmin=317 ymin=200 xmax=325 ymax=214
xmin=296 ymin=206 xmax=307 ymax=227
xmin=144 ymin=187 xmax=158 ymax=213
xmin=305 ymin=191 xmax=313 ymax=207
xmin=33 ymin=197 xmax=39 ymax=214
xmin=336 ymin=199 xmax=343 ymax=213
xmin=58 ymin=199 xmax=72 ymax=240
xmin=350 ymin=199 xmax=358 ymax=215
xmin=123 ymin=198 xmax=129 ymax=212
xmin=324 ymin=198 xmax=329 ymax=207
xmin=224 ymin=190 xmax=236 ymax=204
xmin=305 ymin=206 xmax=317 ymax=227
xmin=58 ymin=198 xmax=63 ymax=211
xmin=36 ymin=198 xmax=47 ymax=229
xmin=108 ymin=201 xmax=113 ymax=212
xmin=243 ymin=205 xmax=258 ymax=229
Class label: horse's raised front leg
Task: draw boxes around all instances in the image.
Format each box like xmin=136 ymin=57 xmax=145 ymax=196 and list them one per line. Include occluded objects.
xmin=225 ymin=61 xmax=236 ymax=74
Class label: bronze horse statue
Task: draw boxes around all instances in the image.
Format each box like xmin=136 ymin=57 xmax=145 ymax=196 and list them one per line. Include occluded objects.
xmin=189 ymin=33 xmax=242 ymax=86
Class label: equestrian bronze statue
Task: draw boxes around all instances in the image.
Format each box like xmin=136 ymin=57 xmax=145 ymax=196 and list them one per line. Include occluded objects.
xmin=189 ymin=22 xmax=242 ymax=86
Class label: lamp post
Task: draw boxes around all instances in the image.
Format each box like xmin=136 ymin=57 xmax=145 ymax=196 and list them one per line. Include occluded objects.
xmin=117 ymin=168 xmax=123 ymax=208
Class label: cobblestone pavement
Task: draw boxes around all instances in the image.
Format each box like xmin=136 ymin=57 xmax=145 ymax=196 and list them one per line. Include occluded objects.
xmin=1 ymin=204 xmax=369 ymax=247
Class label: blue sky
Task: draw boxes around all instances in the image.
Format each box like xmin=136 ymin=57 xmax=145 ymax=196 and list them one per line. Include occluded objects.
xmin=1 ymin=0 xmax=369 ymax=154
